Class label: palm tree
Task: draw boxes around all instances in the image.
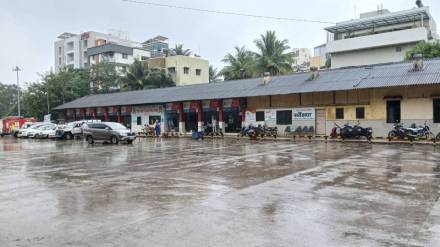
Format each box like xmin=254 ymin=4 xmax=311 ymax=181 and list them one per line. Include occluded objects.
xmin=220 ymin=46 xmax=255 ymax=81
xmin=254 ymin=31 xmax=294 ymax=76
xmin=171 ymin=44 xmax=192 ymax=56
xmin=121 ymin=59 xmax=175 ymax=90
xmin=209 ymin=65 xmax=221 ymax=83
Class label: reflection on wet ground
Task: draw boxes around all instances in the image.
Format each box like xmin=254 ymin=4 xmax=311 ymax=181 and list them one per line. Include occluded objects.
xmin=0 ymin=138 xmax=439 ymax=246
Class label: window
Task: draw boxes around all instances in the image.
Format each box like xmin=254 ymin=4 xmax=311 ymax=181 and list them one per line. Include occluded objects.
xmin=434 ymin=99 xmax=440 ymax=123
xmin=168 ymin=67 xmax=176 ymax=74
xmin=396 ymin=47 xmax=402 ymax=52
xmin=136 ymin=116 xmax=142 ymax=126
xmin=59 ymin=57 xmax=62 ymax=65
xmin=336 ymin=108 xmax=344 ymax=119
xmin=58 ymin=47 xmax=62 ymax=53
xmin=256 ymin=111 xmax=265 ymax=122
xmin=184 ymin=67 xmax=190 ymax=74
xmin=356 ymin=107 xmax=365 ymax=119
xmin=196 ymin=69 xmax=202 ymax=76
xmin=122 ymin=53 xmax=128 ymax=59
xmin=387 ymin=100 xmax=401 ymax=123
xmin=141 ymin=56 xmax=148 ymax=61
xmin=276 ymin=110 xmax=292 ymax=125
xmin=149 ymin=116 xmax=161 ymax=125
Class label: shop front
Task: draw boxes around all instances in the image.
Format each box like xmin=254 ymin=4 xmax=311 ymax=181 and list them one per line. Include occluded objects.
xmin=131 ymin=105 xmax=165 ymax=133
xmin=165 ymin=103 xmax=180 ymax=132
xmin=108 ymin=106 xmax=119 ymax=122
xmin=223 ymin=99 xmax=244 ymax=133
xmin=183 ymin=101 xmax=200 ymax=132
xmin=202 ymin=100 xmax=221 ymax=127
xmin=120 ymin=106 xmax=132 ymax=128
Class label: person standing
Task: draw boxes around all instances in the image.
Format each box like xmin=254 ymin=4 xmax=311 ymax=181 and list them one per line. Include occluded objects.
xmin=155 ymin=120 xmax=161 ymax=137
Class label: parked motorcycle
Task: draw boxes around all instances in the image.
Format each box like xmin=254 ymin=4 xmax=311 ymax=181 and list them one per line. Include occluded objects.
xmin=404 ymin=122 xmax=434 ymax=140
xmin=240 ymin=124 xmax=263 ymax=138
xmin=203 ymin=124 xmax=224 ymax=137
xmin=388 ymin=122 xmax=433 ymax=140
xmin=337 ymin=122 xmax=373 ymax=140
xmin=437 ymin=132 xmax=440 ymax=141
xmin=262 ymin=125 xmax=278 ymax=138
xmin=388 ymin=123 xmax=406 ymax=139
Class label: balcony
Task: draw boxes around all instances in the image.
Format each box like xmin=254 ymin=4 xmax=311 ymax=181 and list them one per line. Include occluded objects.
xmin=326 ymin=27 xmax=429 ymax=53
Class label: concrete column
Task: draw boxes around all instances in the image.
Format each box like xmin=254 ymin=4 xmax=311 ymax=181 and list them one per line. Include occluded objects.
xmin=197 ymin=101 xmax=203 ymax=132
xmin=178 ymin=102 xmax=185 ymax=135
xmin=218 ymin=100 xmax=225 ymax=133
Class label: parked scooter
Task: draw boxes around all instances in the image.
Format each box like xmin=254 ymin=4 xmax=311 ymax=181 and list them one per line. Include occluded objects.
xmin=262 ymin=125 xmax=278 ymax=138
xmin=330 ymin=123 xmax=341 ymax=139
xmin=437 ymin=132 xmax=440 ymax=141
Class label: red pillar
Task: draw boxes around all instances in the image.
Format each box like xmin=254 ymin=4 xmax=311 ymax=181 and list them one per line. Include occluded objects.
xmin=178 ymin=103 xmax=185 ymax=122
xmin=92 ymin=108 xmax=97 ymax=119
xmin=117 ymin=107 xmax=122 ymax=123
xmin=80 ymin=109 xmax=85 ymax=120
xmin=73 ymin=109 xmax=77 ymax=121
xmin=104 ymin=107 xmax=109 ymax=122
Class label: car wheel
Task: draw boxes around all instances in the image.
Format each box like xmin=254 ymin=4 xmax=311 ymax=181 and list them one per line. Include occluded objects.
xmin=127 ymin=140 xmax=133 ymax=144
xmin=110 ymin=135 xmax=119 ymax=144
xmin=35 ymin=134 xmax=39 ymax=139
xmin=86 ymin=135 xmax=94 ymax=144
xmin=65 ymin=133 xmax=73 ymax=140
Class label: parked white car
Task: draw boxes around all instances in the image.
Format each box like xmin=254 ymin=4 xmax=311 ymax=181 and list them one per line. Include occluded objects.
xmin=38 ymin=125 xmax=58 ymax=139
xmin=62 ymin=120 xmax=101 ymax=140
xmin=27 ymin=123 xmax=55 ymax=138
xmin=17 ymin=123 xmax=44 ymax=138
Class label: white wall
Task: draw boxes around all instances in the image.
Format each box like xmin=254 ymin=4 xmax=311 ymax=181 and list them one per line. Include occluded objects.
xmin=331 ymin=44 xmax=415 ymax=68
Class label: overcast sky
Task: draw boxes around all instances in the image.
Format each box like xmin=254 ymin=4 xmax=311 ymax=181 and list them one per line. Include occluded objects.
xmin=0 ymin=0 xmax=439 ymax=85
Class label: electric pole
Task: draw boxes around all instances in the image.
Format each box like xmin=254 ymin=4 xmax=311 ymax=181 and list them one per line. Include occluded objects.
xmin=13 ymin=66 xmax=21 ymax=117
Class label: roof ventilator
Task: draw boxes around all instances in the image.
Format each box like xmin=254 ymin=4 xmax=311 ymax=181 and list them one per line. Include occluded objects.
xmin=307 ymin=67 xmax=320 ymax=81
xmin=411 ymin=53 xmax=424 ymax=72
xmin=262 ymin=72 xmax=272 ymax=85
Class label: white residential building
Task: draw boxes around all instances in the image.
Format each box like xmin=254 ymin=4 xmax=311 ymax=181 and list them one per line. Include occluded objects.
xmin=54 ymin=31 xmax=141 ymax=71
xmin=292 ymin=48 xmax=311 ymax=72
xmin=325 ymin=4 xmax=438 ymax=68
xmin=87 ymin=43 xmax=150 ymax=73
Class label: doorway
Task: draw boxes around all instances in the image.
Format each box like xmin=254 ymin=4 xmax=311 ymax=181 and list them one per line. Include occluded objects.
xmin=387 ymin=100 xmax=401 ymax=123
xmin=315 ymin=109 xmax=326 ymax=135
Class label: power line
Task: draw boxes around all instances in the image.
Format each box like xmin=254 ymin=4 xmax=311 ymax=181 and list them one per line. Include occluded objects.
xmin=121 ymin=0 xmax=335 ymax=24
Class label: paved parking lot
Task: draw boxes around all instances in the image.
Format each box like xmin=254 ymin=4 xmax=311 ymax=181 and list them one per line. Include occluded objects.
xmin=1 ymin=137 xmax=440 ymax=246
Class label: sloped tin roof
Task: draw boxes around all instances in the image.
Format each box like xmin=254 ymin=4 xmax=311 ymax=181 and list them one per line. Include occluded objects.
xmin=54 ymin=59 xmax=440 ymax=110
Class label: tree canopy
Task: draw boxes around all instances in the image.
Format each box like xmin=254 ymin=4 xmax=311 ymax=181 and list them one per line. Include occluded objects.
xmin=405 ymin=41 xmax=440 ymax=60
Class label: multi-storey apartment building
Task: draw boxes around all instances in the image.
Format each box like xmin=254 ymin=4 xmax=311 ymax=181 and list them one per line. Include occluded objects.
xmin=54 ymin=31 xmax=141 ymax=71
xmin=325 ymin=3 xmax=438 ymax=68
xmin=142 ymin=36 xmax=169 ymax=58
xmin=86 ymin=43 xmax=150 ymax=73
xmin=292 ymin=48 xmax=311 ymax=72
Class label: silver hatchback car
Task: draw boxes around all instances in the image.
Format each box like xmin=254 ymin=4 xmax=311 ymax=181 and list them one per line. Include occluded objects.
xmin=83 ymin=122 xmax=136 ymax=144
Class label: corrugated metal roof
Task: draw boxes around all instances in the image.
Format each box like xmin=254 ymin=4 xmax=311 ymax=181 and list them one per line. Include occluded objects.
xmin=54 ymin=59 xmax=440 ymax=110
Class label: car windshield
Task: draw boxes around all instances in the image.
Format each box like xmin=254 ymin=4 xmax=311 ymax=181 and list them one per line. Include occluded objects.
xmin=106 ymin=123 xmax=127 ymax=130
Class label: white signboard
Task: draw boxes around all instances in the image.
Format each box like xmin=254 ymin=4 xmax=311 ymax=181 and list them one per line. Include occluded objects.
xmin=264 ymin=109 xmax=277 ymax=124
xmin=245 ymin=110 xmax=256 ymax=125
xmin=293 ymin=108 xmax=315 ymax=121
xmin=43 ymin=114 xmax=51 ymax=122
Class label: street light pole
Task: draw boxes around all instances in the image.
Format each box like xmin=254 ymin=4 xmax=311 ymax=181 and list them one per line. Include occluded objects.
xmin=13 ymin=66 xmax=21 ymax=117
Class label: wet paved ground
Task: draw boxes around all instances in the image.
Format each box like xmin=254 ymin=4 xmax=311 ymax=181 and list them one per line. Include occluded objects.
xmin=1 ymin=138 xmax=440 ymax=247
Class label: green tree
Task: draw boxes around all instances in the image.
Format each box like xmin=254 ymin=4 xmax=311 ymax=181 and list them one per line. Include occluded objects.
xmin=0 ymin=82 xmax=19 ymax=118
xmin=220 ymin=46 xmax=255 ymax=81
xmin=405 ymin=41 xmax=440 ymax=60
xmin=253 ymin=31 xmax=294 ymax=76
xmin=209 ymin=65 xmax=221 ymax=83
xmin=171 ymin=44 xmax=192 ymax=56
xmin=121 ymin=59 xmax=175 ymax=90
xmin=90 ymin=63 xmax=120 ymax=93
